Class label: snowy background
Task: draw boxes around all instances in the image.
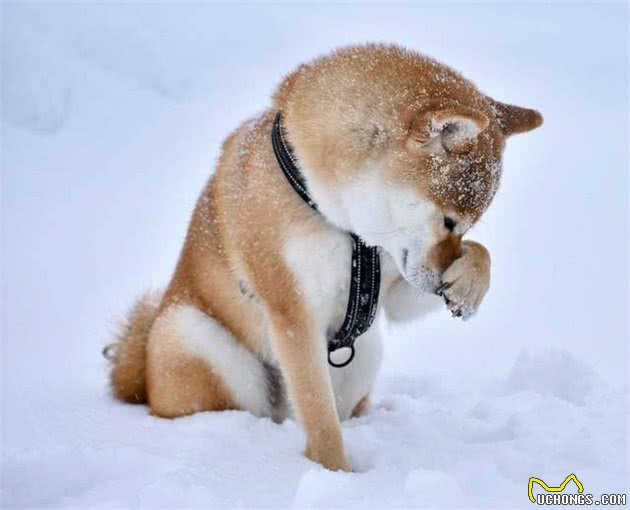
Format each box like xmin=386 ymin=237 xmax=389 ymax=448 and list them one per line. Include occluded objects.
xmin=1 ymin=2 xmax=628 ymax=508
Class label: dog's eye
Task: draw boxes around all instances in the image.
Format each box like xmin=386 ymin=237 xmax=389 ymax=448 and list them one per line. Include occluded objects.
xmin=444 ymin=216 xmax=457 ymax=232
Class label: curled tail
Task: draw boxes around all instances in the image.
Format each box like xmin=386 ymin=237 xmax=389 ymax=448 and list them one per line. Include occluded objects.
xmin=104 ymin=290 xmax=163 ymax=403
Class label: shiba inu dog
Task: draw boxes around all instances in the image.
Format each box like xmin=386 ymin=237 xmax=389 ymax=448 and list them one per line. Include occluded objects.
xmin=107 ymin=44 xmax=542 ymax=471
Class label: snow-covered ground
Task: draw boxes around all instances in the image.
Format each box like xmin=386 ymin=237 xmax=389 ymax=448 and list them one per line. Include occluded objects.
xmin=1 ymin=3 xmax=628 ymax=508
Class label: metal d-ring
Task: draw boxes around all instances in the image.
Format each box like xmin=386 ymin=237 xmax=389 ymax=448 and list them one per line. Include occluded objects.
xmin=328 ymin=345 xmax=356 ymax=368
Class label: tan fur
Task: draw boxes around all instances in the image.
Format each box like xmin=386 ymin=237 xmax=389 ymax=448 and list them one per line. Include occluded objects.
xmin=277 ymin=44 xmax=541 ymax=222
xmin=109 ymin=290 xmax=162 ymax=403
xmin=146 ymin=305 xmax=238 ymax=418
xmin=351 ymin=396 xmax=370 ymax=418
xmin=108 ymin=44 xmax=542 ymax=471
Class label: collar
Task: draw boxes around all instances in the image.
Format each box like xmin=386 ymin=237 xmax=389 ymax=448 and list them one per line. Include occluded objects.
xmin=271 ymin=112 xmax=381 ymax=368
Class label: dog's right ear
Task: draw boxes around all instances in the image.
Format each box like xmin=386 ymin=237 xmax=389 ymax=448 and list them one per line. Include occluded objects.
xmin=406 ymin=107 xmax=489 ymax=155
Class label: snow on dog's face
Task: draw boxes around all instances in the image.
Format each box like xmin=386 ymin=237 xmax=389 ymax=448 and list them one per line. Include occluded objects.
xmin=276 ymin=44 xmax=542 ymax=290
xmin=374 ymin=101 xmax=505 ymax=289
xmin=339 ymin=98 xmax=541 ymax=290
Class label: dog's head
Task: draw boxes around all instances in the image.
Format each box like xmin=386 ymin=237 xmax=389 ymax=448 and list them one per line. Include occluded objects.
xmin=378 ymin=97 xmax=542 ymax=290
xmin=277 ymin=45 xmax=542 ymax=290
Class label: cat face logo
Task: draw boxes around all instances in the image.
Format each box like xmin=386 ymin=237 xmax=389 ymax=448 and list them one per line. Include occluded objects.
xmin=528 ymin=474 xmax=584 ymax=503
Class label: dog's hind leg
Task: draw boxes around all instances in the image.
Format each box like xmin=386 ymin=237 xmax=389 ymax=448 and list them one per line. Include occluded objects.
xmin=146 ymin=304 xmax=273 ymax=419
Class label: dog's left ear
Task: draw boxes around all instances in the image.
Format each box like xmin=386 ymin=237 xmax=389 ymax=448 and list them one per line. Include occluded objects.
xmin=488 ymin=98 xmax=543 ymax=136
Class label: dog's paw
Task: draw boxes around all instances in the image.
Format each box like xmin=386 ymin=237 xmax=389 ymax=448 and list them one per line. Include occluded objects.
xmin=305 ymin=438 xmax=352 ymax=472
xmin=437 ymin=240 xmax=490 ymax=320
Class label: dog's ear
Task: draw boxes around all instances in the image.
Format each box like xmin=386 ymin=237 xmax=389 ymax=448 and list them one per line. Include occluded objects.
xmin=488 ymin=98 xmax=543 ymax=136
xmin=406 ymin=106 xmax=489 ymax=155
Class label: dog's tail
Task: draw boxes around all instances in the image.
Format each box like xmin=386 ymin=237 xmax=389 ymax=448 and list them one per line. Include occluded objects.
xmin=103 ymin=290 xmax=163 ymax=404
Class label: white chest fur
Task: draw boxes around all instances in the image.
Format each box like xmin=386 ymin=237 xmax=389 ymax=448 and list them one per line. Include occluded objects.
xmin=284 ymin=222 xmax=396 ymax=419
xmin=284 ymin=222 xmax=352 ymax=335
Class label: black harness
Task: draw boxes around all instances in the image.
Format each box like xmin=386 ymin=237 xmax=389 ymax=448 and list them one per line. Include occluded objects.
xmin=271 ymin=112 xmax=381 ymax=368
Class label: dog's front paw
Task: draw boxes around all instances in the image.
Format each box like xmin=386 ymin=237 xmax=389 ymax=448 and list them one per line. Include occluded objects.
xmin=437 ymin=240 xmax=490 ymax=320
xmin=305 ymin=435 xmax=352 ymax=472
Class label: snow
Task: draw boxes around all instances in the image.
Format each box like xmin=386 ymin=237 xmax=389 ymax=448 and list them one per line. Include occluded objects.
xmin=3 ymin=350 xmax=626 ymax=508
xmin=1 ymin=2 xmax=628 ymax=509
